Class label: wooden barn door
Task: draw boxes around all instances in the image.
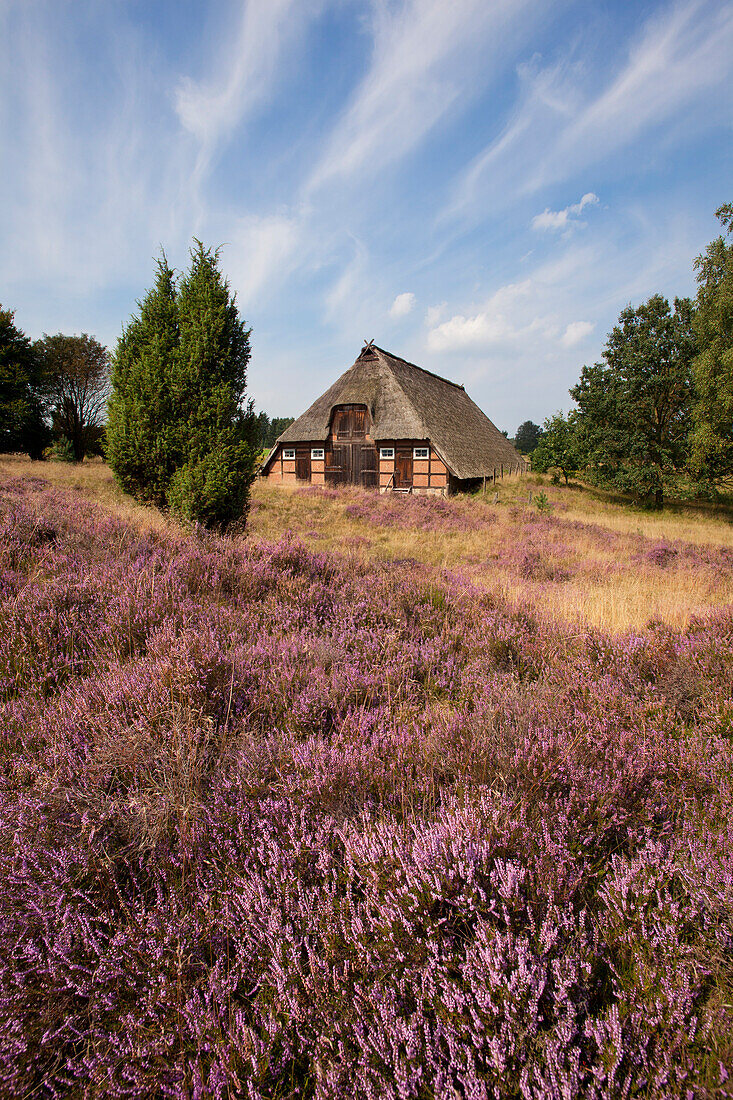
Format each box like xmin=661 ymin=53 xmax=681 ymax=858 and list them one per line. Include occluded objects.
xmin=295 ymin=449 xmax=310 ymax=481
xmin=327 ymin=405 xmax=377 ymax=488
xmin=359 ymin=444 xmax=377 ymax=488
xmin=394 ymin=449 xmax=413 ymax=489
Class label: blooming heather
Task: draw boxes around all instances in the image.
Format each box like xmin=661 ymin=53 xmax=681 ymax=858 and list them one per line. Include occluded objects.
xmin=1 ymin=475 xmax=732 ymax=1097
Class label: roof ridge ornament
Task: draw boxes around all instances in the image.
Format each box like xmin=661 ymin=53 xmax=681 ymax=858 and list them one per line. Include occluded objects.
xmin=360 ymin=339 xmax=376 ymax=356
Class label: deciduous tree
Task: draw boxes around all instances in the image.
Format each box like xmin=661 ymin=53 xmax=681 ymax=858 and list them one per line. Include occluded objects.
xmin=531 ymin=412 xmax=579 ymax=484
xmin=689 ymin=203 xmax=733 ymax=486
xmin=571 ymin=294 xmax=695 ymax=507
xmin=34 ymin=333 xmax=109 ymax=462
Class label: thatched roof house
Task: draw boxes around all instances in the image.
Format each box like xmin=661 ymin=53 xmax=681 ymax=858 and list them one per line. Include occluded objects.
xmin=261 ymin=343 xmax=525 ymax=495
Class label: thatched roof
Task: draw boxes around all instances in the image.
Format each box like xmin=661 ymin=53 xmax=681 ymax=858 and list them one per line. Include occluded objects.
xmin=270 ymin=344 xmax=522 ymax=480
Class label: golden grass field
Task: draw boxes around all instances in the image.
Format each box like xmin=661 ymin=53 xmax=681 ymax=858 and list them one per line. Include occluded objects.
xmin=3 ymin=453 xmax=732 ymax=633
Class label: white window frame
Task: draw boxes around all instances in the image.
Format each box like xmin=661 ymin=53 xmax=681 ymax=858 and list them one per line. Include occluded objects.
xmin=282 ymin=448 xmax=295 ymax=460
xmin=380 ymin=447 xmax=395 ymax=460
xmin=413 ymin=447 xmax=429 ymax=460
xmin=311 ymin=448 xmax=325 ymax=460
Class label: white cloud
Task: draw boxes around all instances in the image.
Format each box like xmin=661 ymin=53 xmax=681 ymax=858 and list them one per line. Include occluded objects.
xmin=561 ymin=320 xmax=594 ymax=346
xmin=427 ymin=275 xmax=556 ymax=353
xmin=538 ymin=0 xmax=733 ymax=190
xmin=221 ymin=213 xmax=302 ymax=306
xmin=308 ymin=0 xmax=549 ymax=190
xmin=448 ymin=0 xmax=733 ymax=219
xmin=389 ymin=292 xmax=416 ymax=318
xmin=425 ymin=245 xmax=604 ymax=356
xmin=174 ymin=0 xmax=321 ymax=149
xmin=323 ymin=237 xmax=370 ymax=325
xmin=424 ymin=302 xmax=448 ymax=328
xmin=532 ymin=192 xmax=599 ymax=231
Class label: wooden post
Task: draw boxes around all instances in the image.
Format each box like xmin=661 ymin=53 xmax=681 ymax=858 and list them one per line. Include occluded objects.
xmin=501 ymin=464 xmax=504 ymax=479
xmin=482 ymin=475 xmax=486 ymax=495
xmin=493 ymin=467 xmax=496 ymax=484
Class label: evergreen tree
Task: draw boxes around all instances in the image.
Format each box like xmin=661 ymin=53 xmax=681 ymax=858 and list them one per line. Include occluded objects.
xmin=258 ymin=415 xmax=295 ymax=449
xmin=107 ymin=243 xmax=258 ymax=529
xmin=107 ymin=256 xmax=180 ymax=503
xmin=689 ymin=203 xmax=733 ymax=486
xmin=571 ymin=294 xmax=695 ymax=508
xmin=0 ymin=305 xmax=49 ymax=459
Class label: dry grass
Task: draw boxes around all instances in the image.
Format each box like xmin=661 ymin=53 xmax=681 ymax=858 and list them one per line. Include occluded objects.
xmin=0 ymin=454 xmax=175 ymax=535
xmin=4 ymin=455 xmax=732 ymax=632
xmin=248 ymin=478 xmax=733 ymax=632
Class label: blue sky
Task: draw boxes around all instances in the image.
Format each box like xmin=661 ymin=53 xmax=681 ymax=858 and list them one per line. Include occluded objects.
xmin=1 ymin=0 xmax=731 ymax=433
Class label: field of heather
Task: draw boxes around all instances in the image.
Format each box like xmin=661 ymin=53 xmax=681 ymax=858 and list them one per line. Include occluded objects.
xmin=2 ymin=458 xmax=733 ymax=1098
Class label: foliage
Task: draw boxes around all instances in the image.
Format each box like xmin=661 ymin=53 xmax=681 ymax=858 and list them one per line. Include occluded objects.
xmin=107 ymin=243 xmax=258 ymax=530
xmin=255 ymin=411 xmax=295 ymax=449
xmin=531 ymin=411 xmax=579 ymax=484
xmin=533 ymin=489 xmax=549 ymax=511
xmin=571 ymin=294 xmax=696 ymax=507
xmin=1 ymin=474 xmax=732 ymax=1097
xmin=0 ymin=306 xmax=49 ymax=459
xmin=106 ymin=255 xmax=180 ymax=504
xmin=513 ymin=419 xmax=543 ymax=454
xmin=33 ymin=333 xmax=110 ymax=463
xmin=689 ymin=203 xmax=733 ymax=486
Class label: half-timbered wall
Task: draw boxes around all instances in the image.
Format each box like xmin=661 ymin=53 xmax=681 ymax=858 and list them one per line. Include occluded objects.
xmin=377 ymin=442 xmax=448 ymax=495
xmin=267 ymin=435 xmax=449 ymax=494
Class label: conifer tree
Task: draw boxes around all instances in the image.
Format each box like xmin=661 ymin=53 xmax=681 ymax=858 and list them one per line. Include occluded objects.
xmin=107 ymin=243 xmax=258 ymax=529
xmin=106 ymin=256 xmax=179 ymax=504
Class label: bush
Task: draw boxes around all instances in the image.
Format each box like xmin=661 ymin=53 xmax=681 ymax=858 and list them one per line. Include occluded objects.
xmin=166 ymin=439 xmax=252 ymax=530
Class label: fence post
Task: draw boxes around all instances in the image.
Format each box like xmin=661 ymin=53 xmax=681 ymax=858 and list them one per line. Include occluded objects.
xmin=501 ymin=464 xmax=504 ymax=479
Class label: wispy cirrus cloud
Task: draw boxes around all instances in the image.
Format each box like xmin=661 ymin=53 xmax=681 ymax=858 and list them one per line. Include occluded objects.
xmin=307 ymin=0 xmax=552 ymax=192
xmin=218 ymin=213 xmax=303 ymax=306
xmin=448 ymin=0 xmax=733 ymax=220
xmin=174 ymin=0 xmax=324 ymax=150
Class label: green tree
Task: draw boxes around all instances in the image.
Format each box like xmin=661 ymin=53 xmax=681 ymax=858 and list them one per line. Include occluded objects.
xmin=107 ymin=242 xmax=258 ymax=530
xmin=262 ymin=415 xmax=294 ymax=449
xmin=571 ymin=294 xmax=695 ymax=508
xmin=531 ymin=412 xmax=578 ymax=484
xmin=0 ymin=306 xmax=49 ymax=459
xmin=106 ymin=256 xmax=180 ymax=504
xmin=513 ymin=420 xmax=543 ymax=454
xmin=689 ymin=203 xmax=733 ymax=486
xmin=34 ymin=333 xmax=109 ymax=462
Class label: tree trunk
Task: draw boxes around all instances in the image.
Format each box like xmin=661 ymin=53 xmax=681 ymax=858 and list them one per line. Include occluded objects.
xmin=654 ymin=486 xmax=663 ymax=509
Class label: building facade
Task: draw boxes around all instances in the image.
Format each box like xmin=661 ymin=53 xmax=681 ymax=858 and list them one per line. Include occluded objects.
xmin=261 ymin=344 xmax=524 ymax=495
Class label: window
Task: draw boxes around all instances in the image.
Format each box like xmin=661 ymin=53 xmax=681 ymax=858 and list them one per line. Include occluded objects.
xmin=380 ymin=447 xmax=395 ymax=460
xmin=413 ymin=447 xmax=429 ymax=459
xmin=283 ymin=448 xmax=295 ymax=460
xmin=311 ymin=448 xmax=324 ymax=460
